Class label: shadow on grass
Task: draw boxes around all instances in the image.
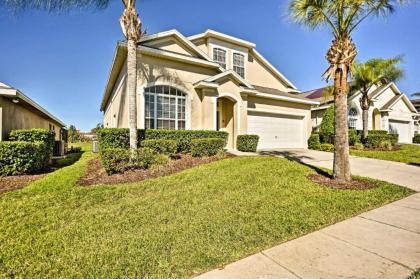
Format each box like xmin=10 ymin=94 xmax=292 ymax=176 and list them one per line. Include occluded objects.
xmin=51 ymin=151 xmax=85 ymax=169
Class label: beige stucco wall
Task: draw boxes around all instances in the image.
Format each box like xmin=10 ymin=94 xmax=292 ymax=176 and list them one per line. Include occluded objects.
xmin=143 ymin=37 xmax=197 ymax=58
xmin=0 ymin=96 xmax=62 ymax=140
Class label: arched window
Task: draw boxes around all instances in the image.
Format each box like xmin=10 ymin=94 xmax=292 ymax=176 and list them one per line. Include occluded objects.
xmin=348 ymin=107 xmax=358 ymax=129
xmin=213 ymin=48 xmax=226 ymax=69
xmin=144 ymin=85 xmax=186 ymax=130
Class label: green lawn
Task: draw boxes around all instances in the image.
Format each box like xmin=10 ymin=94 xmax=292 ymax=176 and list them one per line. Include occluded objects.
xmin=0 ymin=147 xmax=413 ymax=278
xmin=350 ymin=144 xmax=420 ymax=165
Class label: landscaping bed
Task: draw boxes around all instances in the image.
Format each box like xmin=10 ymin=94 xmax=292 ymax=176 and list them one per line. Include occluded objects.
xmin=307 ymin=173 xmax=378 ymax=190
xmin=0 ymin=174 xmax=46 ymax=194
xmin=78 ymin=153 xmax=234 ymax=186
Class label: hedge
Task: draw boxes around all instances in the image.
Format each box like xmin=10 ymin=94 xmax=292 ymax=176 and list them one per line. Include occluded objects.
xmin=237 ymin=135 xmax=259 ymax=152
xmin=319 ymin=143 xmax=334 ymax=152
xmin=100 ymin=147 xmax=167 ymax=175
xmin=8 ymin=129 xmax=55 ymax=164
xmin=97 ymin=128 xmax=228 ymax=153
xmin=413 ymin=134 xmax=420 ymax=144
xmin=0 ymin=141 xmax=48 ymax=176
xmin=319 ymin=105 xmax=335 ymax=144
xmin=190 ymin=138 xmax=225 ymax=157
xmin=348 ymin=129 xmax=361 ymax=146
xmin=308 ymin=133 xmax=321 ymax=150
xmin=140 ymin=139 xmax=178 ymax=156
xmin=365 ymin=133 xmax=399 ymax=148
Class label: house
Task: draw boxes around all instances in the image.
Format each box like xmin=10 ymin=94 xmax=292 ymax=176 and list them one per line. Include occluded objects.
xmin=304 ymin=82 xmax=418 ymax=143
xmin=100 ymin=29 xmax=319 ymax=150
xmin=0 ymin=82 xmax=67 ymax=155
xmin=412 ymin=99 xmax=420 ymax=134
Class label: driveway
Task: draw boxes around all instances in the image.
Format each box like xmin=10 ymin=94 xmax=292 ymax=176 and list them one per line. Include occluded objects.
xmin=259 ymin=149 xmax=420 ymax=192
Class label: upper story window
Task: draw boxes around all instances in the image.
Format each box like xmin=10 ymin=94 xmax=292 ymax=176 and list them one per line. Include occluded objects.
xmin=213 ymin=48 xmax=226 ymax=69
xmin=144 ymin=85 xmax=186 ymax=130
xmin=233 ymin=53 xmax=245 ymax=78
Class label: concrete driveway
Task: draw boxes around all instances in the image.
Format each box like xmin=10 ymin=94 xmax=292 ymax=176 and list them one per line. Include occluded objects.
xmin=259 ymin=149 xmax=420 ymax=192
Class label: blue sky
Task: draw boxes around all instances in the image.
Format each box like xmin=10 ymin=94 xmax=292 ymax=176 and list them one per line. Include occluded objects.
xmin=1 ymin=0 xmax=419 ymax=131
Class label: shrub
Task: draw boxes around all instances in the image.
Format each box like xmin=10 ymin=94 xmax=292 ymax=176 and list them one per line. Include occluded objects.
xmin=348 ymin=129 xmax=360 ymax=146
xmin=0 ymin=141 xmax=48 ymax=176
xmin=191 ymin=138 xmax=225 ymax=157
xmin=319 ymin=143 xmax=334 ymax=152
xmin=140 ymin=139 xmax=178 ymax=156
xmin=354 ymin=142 xmax=364 ymax=150
xmin=365 ymin=133 xmax=398 ymax=148
xmin=67 ymin=146 xmax=82 ymax=154
xmin=308 ymin=133 xmax=321 ymax=150
xmin=379 ymin=140 xmax=393 ymax=151
xmin=97 ymin=129 xmax=228 ymax=153
xmin=413 ymin=134 xmax=420 ymax=144
xmin=237 ymin=135 xmax=259 ymax=152
xmin=100 ymin=148 xmax=167 ymax=175
xmin=8 ymin=128 xmax=55 ymax=164
xmin=319 ymin=105 xmax=335 ymax=144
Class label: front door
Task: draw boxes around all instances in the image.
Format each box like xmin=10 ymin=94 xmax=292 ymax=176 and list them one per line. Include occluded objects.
xmin=217 ymin=97 xmax=235 ymax=149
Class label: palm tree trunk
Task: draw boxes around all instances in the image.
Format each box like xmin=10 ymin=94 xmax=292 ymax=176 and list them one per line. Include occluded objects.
xmin=333 ymin=67 xmax=351 ymax=182
xmin=127 ymin=38 xmax=138 ymax=161
xmin=362 ymin=108 xmax=369 ymax=140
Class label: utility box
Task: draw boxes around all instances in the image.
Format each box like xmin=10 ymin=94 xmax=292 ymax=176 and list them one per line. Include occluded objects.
xmin=92 ymin=140 xmax=99 ymax=153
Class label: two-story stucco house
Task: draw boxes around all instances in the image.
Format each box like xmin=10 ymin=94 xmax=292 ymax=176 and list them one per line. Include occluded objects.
xmin=305 ymin=82 xmax=418 ymax=143
xmin=100 ymin=29 xmax=319 ymax=149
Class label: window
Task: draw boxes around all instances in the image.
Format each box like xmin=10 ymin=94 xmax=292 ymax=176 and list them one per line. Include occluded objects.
xmin=348 ymin=107 xmax=358 ymax=129
xmin=144 ymin=85 xmax=186 ymax=130
xmin=213 ymin=48 xmax=226 ymax=69
xmin=233 ymin=53 xmax=245 ymax=78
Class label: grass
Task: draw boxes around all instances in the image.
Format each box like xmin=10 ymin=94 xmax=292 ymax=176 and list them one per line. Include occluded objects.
xmin=0 ymin=146 xmax=413 ymax=278
xmin=350 ymin=144 xmax=420 ymax=165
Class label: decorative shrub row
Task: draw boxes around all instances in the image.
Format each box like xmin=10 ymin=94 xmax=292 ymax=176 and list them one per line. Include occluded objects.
xmin=413 ymin=134 xmax=420 ymax=144
xmin=190 ymin=138 xmax=225 ymax=157
xmin=237 ymin=135 xmax=259 ymax=152
xmin=318 ymin=143 xmax=334 ymax=152
xmin=8 ymin=129 xmax=55 ymax=164
xmin=0 ymin=141 xmax=48 ymax=176
xmin=97 ymin=129 xmax=228 ymax=153
xmin=348 ymin=129 xmax=361 ymax=146
xmin=100 ymin=147 xmax=168 ymax=175
xmin=364 ymin=133 xmax=398 ymax=148
xmin=140 ymin=139 xmax=178 ymax=157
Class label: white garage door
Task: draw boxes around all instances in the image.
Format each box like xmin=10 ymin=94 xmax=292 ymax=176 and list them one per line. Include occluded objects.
xmin=248 ymin=111 xmax=305 ymax=149
xmin=389 ymin=120 xmax=411 ymax=143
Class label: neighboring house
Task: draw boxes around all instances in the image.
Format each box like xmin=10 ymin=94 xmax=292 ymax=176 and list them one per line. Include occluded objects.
xmin=304 ymin=82 xmax=418 ymax=143
xmin=0 ymin=82 xmax=67 ymax=155
xmin=100 ymin=29 xmax=319 ymax=149
xmin=411 ymin=99 xmax=420 ymax=134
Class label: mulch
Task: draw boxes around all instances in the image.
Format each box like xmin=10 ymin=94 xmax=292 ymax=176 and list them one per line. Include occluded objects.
xmin=0 ymin=174 xmax=46 ymax=194
xmin=307 ymin=173 xmax=378 ymax=190
xmin=78 ymin=153 xmax=235 ymax=186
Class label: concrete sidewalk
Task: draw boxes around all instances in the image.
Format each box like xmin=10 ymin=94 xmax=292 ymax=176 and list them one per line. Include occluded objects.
xmin=195 ymin=193 xmax=420 ymax=279
xmin=260 ymin=149 xmax=420 ymax=192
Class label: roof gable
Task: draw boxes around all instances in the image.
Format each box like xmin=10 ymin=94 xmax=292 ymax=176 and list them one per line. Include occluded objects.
xmin=203 ymin=70 xmax=253 ymax=89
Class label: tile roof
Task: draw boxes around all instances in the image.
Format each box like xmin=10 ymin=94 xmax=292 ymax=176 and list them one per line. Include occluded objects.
xmin=252 ymin=85 xmax=311 ymax=101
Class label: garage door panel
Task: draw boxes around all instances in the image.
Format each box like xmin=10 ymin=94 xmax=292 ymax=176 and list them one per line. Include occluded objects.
xmin=389 ymin=120 xmax=411 ymax=143
xmin=248 ymin=112 xmax=304 ymax=149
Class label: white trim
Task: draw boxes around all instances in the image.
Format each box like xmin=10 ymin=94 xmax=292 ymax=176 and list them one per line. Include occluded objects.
xmin=189 ymin=29 xmax=256 ymax=49
xmin=213 ymin=96 xmax=218 ymax=130
xmin=138 ymin=45 xmax=221 ymax=69
xmin=140 ymin=29 xmax=214 ymax=63
xmin=249 ymin=91 xmax=320 ymax=105
xmin=311 ymin=104 xmax=331 ymax=111
xmin=194 ymin=81 xmax=219 ymax=89
xmin=250 ymin=49 xmax=298 ymax=90
xmin=204 ymin=70 xmax=254 ymax=89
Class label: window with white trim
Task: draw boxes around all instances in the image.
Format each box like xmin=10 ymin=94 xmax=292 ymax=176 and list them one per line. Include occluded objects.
xmin=213 ymin=48 xmax=226 ymax=69
xmin=348 ymin=107 xmax=358 ymax=129
xmin=144 ymin=85 xmax=186 ymax=130
xmin=233 ymin=53 xmax=245 ymax=78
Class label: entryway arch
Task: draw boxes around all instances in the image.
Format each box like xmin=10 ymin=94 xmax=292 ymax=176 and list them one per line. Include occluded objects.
xmin=372 ymin=108 xmax=381 ymax=130
xmin=217 ymin=93 xmax=240 ymax=149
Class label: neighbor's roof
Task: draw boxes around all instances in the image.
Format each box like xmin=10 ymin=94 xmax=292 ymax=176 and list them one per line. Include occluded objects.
xmin=0 ymin=82 xmax=66 ymax=127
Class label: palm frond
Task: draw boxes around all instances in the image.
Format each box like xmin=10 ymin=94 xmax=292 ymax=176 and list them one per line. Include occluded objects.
xmin=2 ymin=0 xmax=111 ymax=13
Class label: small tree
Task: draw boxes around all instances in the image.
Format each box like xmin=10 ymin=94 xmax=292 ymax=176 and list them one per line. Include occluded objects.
xmin=68 ymin=125 xmax=79 ymax=143
xmin=319 ymin=105 xmax=335 ymax=144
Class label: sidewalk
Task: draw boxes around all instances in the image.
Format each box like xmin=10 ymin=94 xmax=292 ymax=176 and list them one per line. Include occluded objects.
xmin=195 ymin=193 xmax=420 ymax=279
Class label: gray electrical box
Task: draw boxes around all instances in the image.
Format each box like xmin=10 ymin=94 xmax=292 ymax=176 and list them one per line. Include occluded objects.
xmin=92 ymin=140 xmax=99 ymax=153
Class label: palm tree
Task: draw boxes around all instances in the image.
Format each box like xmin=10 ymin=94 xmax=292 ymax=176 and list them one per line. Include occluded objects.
xmin=289 ymin=0 xmax=408 ymax=182
xmin=351 ymin=57 xmax=404 ymax=140
xmin=4 ymin=0 xmax=143 ymax=161
xmin=412 ymin=92 xmax=420 ymax=97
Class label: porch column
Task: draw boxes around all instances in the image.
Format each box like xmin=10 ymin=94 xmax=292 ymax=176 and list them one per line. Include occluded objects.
xmin=201 ymin=89 xmax=218 ymax=130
